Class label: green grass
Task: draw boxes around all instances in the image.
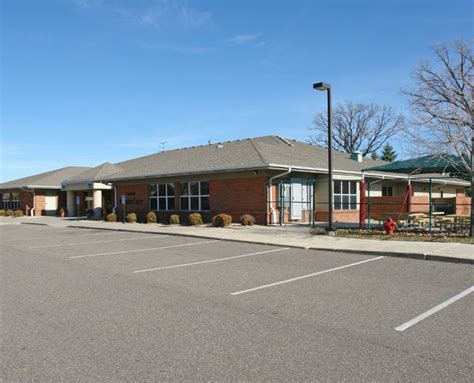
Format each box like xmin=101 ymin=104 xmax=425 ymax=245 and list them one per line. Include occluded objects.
xmin=311 ymin=228 xmax=474 ymax=244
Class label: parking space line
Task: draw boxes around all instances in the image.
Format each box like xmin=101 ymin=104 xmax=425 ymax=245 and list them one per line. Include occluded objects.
xmin=29 ymin=235 xmax=167 ymax=249
xmin=1 ymin=231 xmax=120 ymax=243
xmin=395 ymin=286 xmax=474 ymax=332
xmin=231 ymin=256 xmax=385 ymax=296
xmin=133 ymin=247 xmax=290 ymax=274
xmin=69 ymin=240 xmax=220 ymax=259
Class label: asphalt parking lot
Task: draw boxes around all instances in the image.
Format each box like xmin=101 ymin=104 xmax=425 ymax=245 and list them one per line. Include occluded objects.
xmin=1 ymin=223 xmax=473 ymax=382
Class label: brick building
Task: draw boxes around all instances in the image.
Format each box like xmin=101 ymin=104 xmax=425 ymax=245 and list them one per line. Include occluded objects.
xmin=1 ymin=136 xmax=470 ymax=224
xmin=0 ymin=166 xmax=90 ymax=216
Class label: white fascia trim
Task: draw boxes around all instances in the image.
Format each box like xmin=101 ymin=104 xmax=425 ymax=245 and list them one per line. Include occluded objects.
xmin=26 ymin=185 xmax=60 ymax=190
xmin=267 ymin=163 xmax=362 ymax=177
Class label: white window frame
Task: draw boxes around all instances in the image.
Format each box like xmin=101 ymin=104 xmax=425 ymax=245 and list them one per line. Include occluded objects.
xmin=2 ymin=192 xmax=20 ymax=210
xmin=149 ymin=183 xmax=175 ymax=211
xmin=179 ymin=181 xmax=209 ymax=211
xmin=333 ymin=181 xmax=357 ymax=210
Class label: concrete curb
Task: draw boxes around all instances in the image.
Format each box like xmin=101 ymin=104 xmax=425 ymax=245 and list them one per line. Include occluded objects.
xmin=63 ymin=224 xmax=474 ymax=265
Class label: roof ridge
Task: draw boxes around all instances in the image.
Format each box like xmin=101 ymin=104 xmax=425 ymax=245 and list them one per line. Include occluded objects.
xmin=249 ymin=137 xmax=269 ymax=166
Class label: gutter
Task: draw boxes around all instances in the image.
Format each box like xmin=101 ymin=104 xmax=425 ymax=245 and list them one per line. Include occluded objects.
xmin=268 ymin=167 xmax=292 ymax=225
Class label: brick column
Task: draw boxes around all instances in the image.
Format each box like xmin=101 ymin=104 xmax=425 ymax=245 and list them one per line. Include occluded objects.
xmin=406 ymin=183 xmax=413 ymax=212
xmin=359 ymin=181 xmax=366 ymax=229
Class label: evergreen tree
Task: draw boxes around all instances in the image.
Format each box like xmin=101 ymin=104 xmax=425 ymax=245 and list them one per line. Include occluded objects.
xmin=380 ymin=143 xmax=397 ymax=162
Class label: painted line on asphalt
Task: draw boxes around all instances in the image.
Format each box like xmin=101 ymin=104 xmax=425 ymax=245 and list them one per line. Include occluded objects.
xmin=395 ymin=286 xmax=474 ymax=332
xmin=133 ymin=247 xmax=290 ymax=274
xmin=29 ymin=235 xmax=167 ymax=249
xmin=231 ymin=256 xmax=385 ymax=296
xmin=1 ymin=231 xmax=119 ymax=243
xmin=69 ymin=240 xmax=220 ymax=259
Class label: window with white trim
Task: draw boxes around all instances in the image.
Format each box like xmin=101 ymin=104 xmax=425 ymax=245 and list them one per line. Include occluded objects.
xmin=149 ymin=183 xmax=175 ymax=211
xmin=333 ymin=181 xmax=357 ymax=210
xmin=1 ymin=192 xmax=20 ymax=210
xmin=180 ymin=181 xmax=209 ymax=211
xmin=382 ymin=186 xmax=393 ymax=197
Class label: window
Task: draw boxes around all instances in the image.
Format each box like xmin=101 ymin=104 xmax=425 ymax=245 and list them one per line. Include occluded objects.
xmin=382 ymin=186 xmax=393 ymax=197
xmin=149 ymin=183 xmax=175 ymax=211
xmin=1 ymin=192 xmax=19 ymax=210
xmin=333 ymin=181 xmax=357 ymax=210
xmin=180 ymin=181 xmax=209 ymax=211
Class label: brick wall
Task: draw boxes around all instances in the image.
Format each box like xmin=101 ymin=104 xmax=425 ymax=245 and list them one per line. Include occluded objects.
xmin=19 ymin=192 xmax=33 ymax=215
xmin=365 ymin=196 xmax=408 ymax=220
xmin=455 ymin=196 xmax=471 ymax=215
xmin=115 ymin=184 xmax=149 ymax=222
xmin=315 ymin=210 xmax=359 ymax=223
xmin=34 ymin=192 xmax=45 ymax=216
xmin=210 ymin=177 xmax=266 ymax=224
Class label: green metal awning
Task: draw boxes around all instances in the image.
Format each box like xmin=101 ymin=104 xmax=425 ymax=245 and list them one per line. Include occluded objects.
xmin=364 ymin=154 xmax=465 ymax=175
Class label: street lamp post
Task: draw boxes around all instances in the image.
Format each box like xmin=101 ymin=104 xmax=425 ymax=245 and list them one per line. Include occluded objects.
xmin=313 ymin=82 xmax=335 ymax=233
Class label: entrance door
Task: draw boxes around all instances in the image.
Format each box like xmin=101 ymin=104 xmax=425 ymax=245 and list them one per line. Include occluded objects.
xmin=44 ymin=192 xmax=58 ymax=216
xmin=290 ymin=181 xmax=303 ymax=220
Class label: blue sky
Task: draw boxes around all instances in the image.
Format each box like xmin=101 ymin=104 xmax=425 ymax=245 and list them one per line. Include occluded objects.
xmin=1 ymin=0 xmax=472 ymax=182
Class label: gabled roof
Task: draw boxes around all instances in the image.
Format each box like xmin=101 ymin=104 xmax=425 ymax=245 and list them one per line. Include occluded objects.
xmin=105 ymin=136 xmax=387 ymax=181
xmin=0 ymin=166 xmax=92 ymax=190
xmin=62 ymin=162 xmax=124 ymax=185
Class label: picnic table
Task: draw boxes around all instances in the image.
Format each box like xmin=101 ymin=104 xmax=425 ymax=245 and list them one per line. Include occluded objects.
xmin=437 ymin=214 xmax=471 ymax=232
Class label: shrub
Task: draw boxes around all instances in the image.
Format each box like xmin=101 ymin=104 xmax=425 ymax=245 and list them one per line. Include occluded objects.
xmin=169 ymin=214 xmax=180 ymax=225
xmin=14 ymin=210 xmax=24 ymax=217
xmin=0 ymin=209 xmax=5 ymax=216
xmin=212 ymin=213 xmax=232 ymax=227
xmin=240 ymin=214 xmax=255 ymax=226
xmin=188 ymin=213 xmax=203 ymax=226
xmin=5 ymin=210 xmax=14 ymax=217
xmin=146 ymin=211 xmax=157 ymax=224
xmin=106 ymin=213 xmax=117 ymax=222
xmin=126 ymin=212 xmax=137 ymax=223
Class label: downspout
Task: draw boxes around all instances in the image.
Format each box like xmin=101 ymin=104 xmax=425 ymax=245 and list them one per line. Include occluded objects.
xmin=31 ymin=189 xmax=36 ymax=216
xmin=111 ymin=183 xmax=117 ymax=214
xmin=268 ymin=168 xmax=292 ymax=225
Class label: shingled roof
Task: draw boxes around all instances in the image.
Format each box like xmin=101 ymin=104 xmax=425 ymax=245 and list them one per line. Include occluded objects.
xmin=103 ymin=136 xmax=387 ymax=181
xmin=62 ymin=162 xmax=124 ymax=185
xmin=0 ymin=166 xmax=92 ymax=190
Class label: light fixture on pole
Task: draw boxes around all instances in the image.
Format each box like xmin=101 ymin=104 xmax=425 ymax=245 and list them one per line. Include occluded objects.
xmin=313 ymin=82 xmax=335 ymax=233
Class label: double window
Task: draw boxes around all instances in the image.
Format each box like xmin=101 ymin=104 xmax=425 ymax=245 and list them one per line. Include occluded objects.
xmin=149 ymin=183 xmax=175 ymax=211
xmin=1 ymin=192 xmax=20 ymax=210
xmin=180 ymin=181 xmax=209 ymax=211
xmin=333 ymin=181 xmax=357 ymax=210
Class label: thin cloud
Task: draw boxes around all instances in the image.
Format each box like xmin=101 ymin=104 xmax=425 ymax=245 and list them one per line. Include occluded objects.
xmin=70 ymin=0 xmax=212 ymax=29
xmin=138 ymin=41 xmax=212 ymax=54
xmin=226 ymin=33 xmax=263 ymax=46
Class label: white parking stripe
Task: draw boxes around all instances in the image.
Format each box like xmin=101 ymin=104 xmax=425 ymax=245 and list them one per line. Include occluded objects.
xmin=395 ymin=286 xmax=474 ymax=332
xmin=231 ymin=256 xmax=385 ymax=296
xmin=1 ymin=231 xmax=119 ymax=243
xmin=29 ymin=235 xmax=166 ymax=249
xmin=69 ymin=240 xmax=220 ymax=259
xmin=133 ymin=247 xmax=290 ymax=274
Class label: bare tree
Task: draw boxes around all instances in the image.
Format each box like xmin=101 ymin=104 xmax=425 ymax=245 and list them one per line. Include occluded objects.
xmin=308 ymin=101 xmax=404 ymax=156
xmin=402 ymin=40 xmax=473 ymax=176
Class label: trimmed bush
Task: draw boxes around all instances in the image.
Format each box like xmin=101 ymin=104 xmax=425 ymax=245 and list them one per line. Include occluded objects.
xmin=14 ymin=210 xmax=24 ymax=217
xmin=126 ymin=212 xmax=137 ymax=223
xmin=188 ymin=213 xmax=203 ymax=226
xmin=240 ymin=214 xmax=255 ymax=226
xmin=212 ymin=213 xmax=232 ymax=227
xmin=106 ymin=213 xmax=117 ymax=222
xmin=0 ymin=209 xmax=5 ymax=216
xmin=146 ymin=211 xmax=157 ymax=224
xmin=169 ymin=214 xmax=180 ymax=225
xmin=5 ymin=210 xmax=14 ymax=217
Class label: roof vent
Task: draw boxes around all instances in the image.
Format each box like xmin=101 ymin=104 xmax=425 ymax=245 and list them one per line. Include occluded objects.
xmin=276 ymin=136 xmax=294 ymax=147
xmin=351 ymin=151 xmax=363 ymax=162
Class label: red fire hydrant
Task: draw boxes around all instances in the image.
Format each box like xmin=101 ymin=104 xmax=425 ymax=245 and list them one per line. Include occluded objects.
xmin=384 ymin=217 xmax=397 ymax=235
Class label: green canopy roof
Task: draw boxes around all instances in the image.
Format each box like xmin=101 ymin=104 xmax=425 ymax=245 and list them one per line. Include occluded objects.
xmin=364 ymin=154 xmax=464 ymax=175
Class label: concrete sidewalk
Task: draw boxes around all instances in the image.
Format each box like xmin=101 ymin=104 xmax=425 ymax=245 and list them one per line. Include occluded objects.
xmin=1 ymin=216 xmax=473 ymax=264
